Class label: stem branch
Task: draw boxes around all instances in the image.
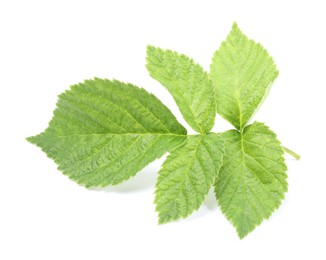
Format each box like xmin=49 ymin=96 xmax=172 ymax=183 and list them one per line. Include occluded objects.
xmin=282 ymin=146 xmax=300 ymax=160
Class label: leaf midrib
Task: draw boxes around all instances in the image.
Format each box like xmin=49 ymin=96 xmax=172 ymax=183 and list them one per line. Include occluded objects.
xmin=150 ymin=65 xmax=204 ymax=133
xmin=171 ymin=135 xmax=206 ymax=213
xmin=37 ymin=132 xmax=187 ymax=140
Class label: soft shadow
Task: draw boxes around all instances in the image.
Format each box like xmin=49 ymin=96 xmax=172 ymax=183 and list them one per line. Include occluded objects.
xmin=90 ymin=168 xmax=157 ymax=194
xmin=90 ymin=158 xmax=165 ymax=193
xmin=203 ymin=188 xmax=218 ymax=210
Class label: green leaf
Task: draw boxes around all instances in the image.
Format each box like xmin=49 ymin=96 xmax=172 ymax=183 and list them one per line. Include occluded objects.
xmin=210 ymin=22 xmax=279 ymax=130
xmin=215 ymin=122 xmax=287 ymax=238
xmin=146 ymin=46 xmax=216 ymax=133
xmin=155 ymin=134 xmax=224 ymax=223
xmin=27 ymin=79 xmax=187 ymax=188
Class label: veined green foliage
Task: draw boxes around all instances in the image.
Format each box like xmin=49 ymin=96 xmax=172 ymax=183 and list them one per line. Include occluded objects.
xmin=27 ymin=79 xmax=187 ymax=187
xmin=146 ymin=46 xmax=216 ymax=133
xmin=28 ymin=23 xmax=299 ymax=239
xmin=155 ymin=134 xmax=224 ymax=223
xmin=210 ymin=22 xmax=278 ymax=130
xmin=215 ymin=122 xmax=287 ymax=238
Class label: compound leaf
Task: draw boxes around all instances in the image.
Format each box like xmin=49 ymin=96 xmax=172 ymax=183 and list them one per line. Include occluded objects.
xmin=210 ymin=23 xmax=278 ymax=130
xmin=146 ymin=46 xmax=216 ymax=133
xmin=155 ymin=134 xmax=224 ymax=223
xmin=215 ymin=122 xmax=287 ymax=238
xmin=27 ymin=78 xmax=187 ymax=188
xmin=26 ymin=22 xmax=297 ymax=239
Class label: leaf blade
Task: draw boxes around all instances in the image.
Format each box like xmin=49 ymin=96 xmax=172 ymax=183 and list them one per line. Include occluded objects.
xmin=210 ymin=23 xmax=278 ymax=130
xmin=155 ymin=134 xmax=224 ymax=223
xmin=28 ymin=79 xmax=187 ymax=187
xmin=215 ymin=122 xmax=287 ymax=238
xmin=146 ymin=46 xmax=216 ymax=133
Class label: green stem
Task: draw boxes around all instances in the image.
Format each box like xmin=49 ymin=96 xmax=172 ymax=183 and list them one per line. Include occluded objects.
xmin=282 ymin=146 xmax=300 ymax=160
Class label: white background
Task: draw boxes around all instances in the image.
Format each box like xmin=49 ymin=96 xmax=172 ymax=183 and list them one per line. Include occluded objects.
xmin=1 ymin=0 xmax=325 ymax=259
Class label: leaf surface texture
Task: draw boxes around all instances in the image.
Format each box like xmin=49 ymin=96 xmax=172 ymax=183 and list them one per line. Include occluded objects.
xmin=215 ymin=122 xmax=287 ymax=238
xmin=155 ymin=134 xmax=224 ymax=223
xmin=27 ymin=79 xmax=187 ymax=187
xmin=146 ymin=46 xmax=216 ymax=133
xmin=210 ymin=23 xmax=278 ymax=130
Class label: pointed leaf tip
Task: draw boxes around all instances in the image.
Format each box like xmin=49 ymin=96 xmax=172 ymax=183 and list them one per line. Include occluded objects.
xmin=146 ymin=45 xmax=156 ymax=54
xmin=231 ymin=21 xmax=241 ymax=34
xmin=26 ymin=135 xmax=38 ymax=145
xmin=232 ymin=21 xmax=238 ymax=29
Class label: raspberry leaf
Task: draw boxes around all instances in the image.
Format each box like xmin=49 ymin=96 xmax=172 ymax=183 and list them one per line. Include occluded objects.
xmin=155 ymin=134 xmax=224 ymax=223
xmin=27 ymin=79 xmax=187 ymax=187
xmin=210 ymin=23 xmax=278 ymax=130
xmin=146 ymin=46 xmax=216 ymax=133
xmin=215 ymin=122 xmax=288 ymax=238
